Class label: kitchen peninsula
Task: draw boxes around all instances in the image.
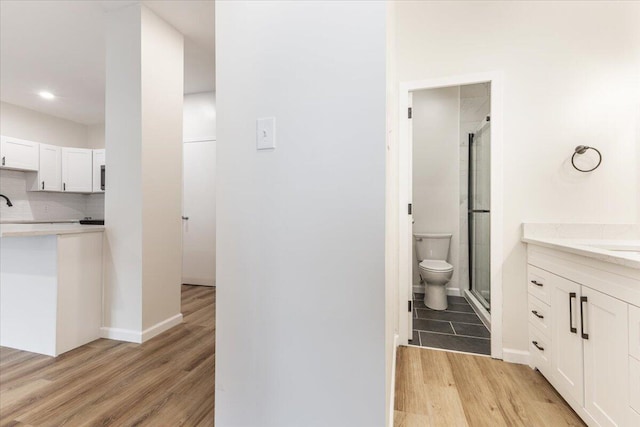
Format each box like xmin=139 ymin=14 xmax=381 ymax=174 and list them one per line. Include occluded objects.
xmin=0 ymin=223 xmax=104 ymax=356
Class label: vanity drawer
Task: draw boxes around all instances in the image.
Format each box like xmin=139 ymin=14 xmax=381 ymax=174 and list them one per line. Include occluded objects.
xmin=630 ymin=356 xmax=640 ymax=417
xmin=630 ymin=305 xmax=640 ymax=359
xmin=528 ymin=296 xmax=550 ymax=337
xmin=530 ymin=326 xmax=551 ymax=377
xmin=528 ymin=265 xmax=552 ymax=305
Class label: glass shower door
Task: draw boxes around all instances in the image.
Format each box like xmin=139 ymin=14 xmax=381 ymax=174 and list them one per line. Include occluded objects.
xmin=469 ymin=120 xmax=491 ymax=310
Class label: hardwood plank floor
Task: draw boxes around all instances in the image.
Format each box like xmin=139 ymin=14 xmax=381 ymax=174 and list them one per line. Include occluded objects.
xmin=0 ymin=284 xmax=215 ymax=427
xmin=394 ymin=346 xmax=586 ymax=427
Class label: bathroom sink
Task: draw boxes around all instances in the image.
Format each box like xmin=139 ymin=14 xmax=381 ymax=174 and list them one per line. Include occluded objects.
xmin=581 ymin=243 xmax=640 ymax=256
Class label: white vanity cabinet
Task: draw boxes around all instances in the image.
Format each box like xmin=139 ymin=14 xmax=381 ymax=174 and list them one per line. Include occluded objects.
xmin=527 ymin=244 xmax=640 ymax=427
xmin=0 ymin=135 xmax=39 ymax=171
xmin=61 ymin=147 xmax=93 ymax=192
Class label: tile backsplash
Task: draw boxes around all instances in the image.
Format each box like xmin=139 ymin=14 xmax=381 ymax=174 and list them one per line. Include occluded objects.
xmin=0 ymin=169 xmax=104 ymax=221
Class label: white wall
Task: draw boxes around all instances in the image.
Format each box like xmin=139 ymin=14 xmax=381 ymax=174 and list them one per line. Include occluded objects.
xmin=87 ymin=123 xmax=105 ymax=149
xmin=183 ymin=92 xmax=216 ymax=142
xmin=0 ymin=101 xmax=103 ymax=221
xmin=0 ymin=101 xmax=88 ymax=148
xmin=216 ymin=2 xmax=386 ymax=426
xmin=411 ymin=87 xmax=460 ymax=293
xmin=140 ymin=5 xmax=183 ymax=330
xmin=103 ymin=3 xmax=183 ymax=338
xmin=395 ymin=1 xmax=640 ymax=353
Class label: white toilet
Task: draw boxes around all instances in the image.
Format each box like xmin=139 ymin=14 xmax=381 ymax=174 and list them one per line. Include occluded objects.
xmin=414 ymin=233 xmax=454 ymax=310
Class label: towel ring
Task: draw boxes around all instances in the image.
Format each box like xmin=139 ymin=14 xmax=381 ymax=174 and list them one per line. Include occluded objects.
xmin=571 ymin=145 xmax=602 ymax=173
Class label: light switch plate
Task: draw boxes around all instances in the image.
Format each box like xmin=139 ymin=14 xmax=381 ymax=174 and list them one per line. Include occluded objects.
xmin=256 ymin=117 xmax=276 ymax=150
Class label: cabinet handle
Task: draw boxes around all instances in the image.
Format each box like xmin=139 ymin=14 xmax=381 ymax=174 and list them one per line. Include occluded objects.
xmin=63 ymin=183 xmax=66 ymax=191
xmin=42 ymin=181 xmax=45 ymax=190
xmin=580 ymin=296 xmax=589 ymax=340
xmin=569 ymin=292 xmax=577 ymax=333
xmin=182 ymin=216 xmax=189 ymax=220
xmin=531 ymin=310 xmax=544 ymax=319
xmin=532 ymin=341 xmax=545 ymax=351
xmin=1 ymin=156 xmax=5 ymax=166
xmin=531 ymin=280 xmax=543 ymax=287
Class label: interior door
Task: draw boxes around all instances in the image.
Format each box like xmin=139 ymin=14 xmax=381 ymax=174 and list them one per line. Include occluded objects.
xmin=406 ymin=92 xmax=414 ymax=341
xmin=582 ymin=286 xmax=628 ymax=427
xmin=182 ymin=140 xmax=216 ymax=286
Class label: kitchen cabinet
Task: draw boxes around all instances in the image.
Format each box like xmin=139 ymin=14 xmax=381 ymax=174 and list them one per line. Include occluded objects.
xmin=1 ymin=226 xmax=104 ymax=356
xmin=92 ymin=149 xmax=105 ymax=193
xmin=35 ymin=143 xmax=63 ymax=191
xmin=62 ymin=147 xmax=92 ymax=192
xmin=526 ymin=244 xmax=639 ymax=426
xmin=0 ymin=135 xmax=39 ymax=171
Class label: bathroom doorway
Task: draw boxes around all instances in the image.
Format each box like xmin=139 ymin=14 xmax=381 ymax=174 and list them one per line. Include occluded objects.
xmin=397 ymin=73 xmax=503 ymax=359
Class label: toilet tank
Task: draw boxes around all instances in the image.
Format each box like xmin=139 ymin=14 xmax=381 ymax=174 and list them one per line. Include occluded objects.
xmin=414 ymin=233 xmax=452 ymax=261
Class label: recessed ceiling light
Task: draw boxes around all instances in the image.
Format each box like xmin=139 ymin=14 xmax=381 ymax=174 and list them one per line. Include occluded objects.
xmin=38 ymin=91 xmax=55 ymax=100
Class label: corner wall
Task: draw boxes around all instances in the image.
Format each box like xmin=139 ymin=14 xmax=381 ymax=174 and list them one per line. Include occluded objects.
xmin=216 ymin=2 xmax=387 ymax=425
xmin=395 ymin=1 xmax=640 ymax=353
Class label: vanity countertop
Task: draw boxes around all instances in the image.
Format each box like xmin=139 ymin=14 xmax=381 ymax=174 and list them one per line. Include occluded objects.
xmin=522 ymin=236 xmax=640 ymax=270
xmin=0 ymin=223 xmax=105 ymax=238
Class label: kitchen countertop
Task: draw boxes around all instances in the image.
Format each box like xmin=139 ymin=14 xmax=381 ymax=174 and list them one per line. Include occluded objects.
xmin=0 ymin=219 xmax=80 ymax=224
xmin=522 ymin=236 xmax=640 ymax=270
xmin=0 ymin=223 xmax=105 ymax=237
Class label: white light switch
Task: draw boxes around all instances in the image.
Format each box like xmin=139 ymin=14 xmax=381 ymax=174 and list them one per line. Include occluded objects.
xmin=256 ymin=117 xmax=276 ymax=150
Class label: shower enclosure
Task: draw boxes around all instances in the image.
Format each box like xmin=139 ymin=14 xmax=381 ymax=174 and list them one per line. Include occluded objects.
xmin=468 ymin=118 xmax=491 ymax=310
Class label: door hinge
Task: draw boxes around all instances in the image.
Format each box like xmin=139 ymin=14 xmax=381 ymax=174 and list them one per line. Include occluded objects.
xmin=408 ymin=107 xmax=412 ymax=119
xmin=408 ymin=300 xmax=412 ymax=312
xmin=408 ymin=203 xmax=412 ymax=215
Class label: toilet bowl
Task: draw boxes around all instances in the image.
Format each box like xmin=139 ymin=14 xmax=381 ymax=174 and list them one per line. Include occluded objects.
xmin=418 ymin=260 xmax=453 ymax=310
xmin=414 ymin=233 xmax=454 ymax=310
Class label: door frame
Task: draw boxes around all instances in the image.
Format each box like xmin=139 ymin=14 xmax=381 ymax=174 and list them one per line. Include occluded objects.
xmin=398 ymin=71 xmax=504 ymax=359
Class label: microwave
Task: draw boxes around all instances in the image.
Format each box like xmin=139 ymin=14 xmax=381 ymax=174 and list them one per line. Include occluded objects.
xmin=101 ymin=165 xmax=105 ymax=191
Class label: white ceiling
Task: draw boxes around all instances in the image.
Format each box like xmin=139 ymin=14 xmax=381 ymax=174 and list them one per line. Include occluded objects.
xmin=0 ymin=0 xmax=215 ymax=125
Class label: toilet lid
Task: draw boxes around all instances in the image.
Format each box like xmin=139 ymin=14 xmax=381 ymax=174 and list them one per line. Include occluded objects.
xmin=419 ymin=260 xmax=453 ymax=272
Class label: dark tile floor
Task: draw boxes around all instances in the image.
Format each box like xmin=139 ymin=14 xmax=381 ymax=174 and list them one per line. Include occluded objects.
xmin=409 ymin=293 xmax=491 ymax=355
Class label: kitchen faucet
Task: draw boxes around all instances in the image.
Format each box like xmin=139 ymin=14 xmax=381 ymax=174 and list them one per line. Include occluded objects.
xmin=0 ymin=194 xmax=13 ymax=207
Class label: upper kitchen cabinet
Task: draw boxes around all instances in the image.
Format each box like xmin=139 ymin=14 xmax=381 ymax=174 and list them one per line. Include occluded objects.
xmin=61 ymin=148 xmax=93 ymax=193
xmin=32 ymin=143 xmax=63 ymax=191
xmin=92 ymin=149 xmax=105 ymax=193
xmin=0 ymin=135 xmax=39 ymax=171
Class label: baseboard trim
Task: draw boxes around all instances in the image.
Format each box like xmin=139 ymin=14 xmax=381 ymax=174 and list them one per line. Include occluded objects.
xmin=100 ymin=327 xmax=142 ymax=343
xmin=502 ymin=348 xmax=530 ymax=365
xmin=413 ymin=286 xmax=463 ymax=297
xmin=100 ymin=313 xmax=183 ymax=344
xmin=446 ymin=287 xmax=463 ymax=297
xmin=141 ymin=313 xmax=183 ymax=343
xmin=389 ymin=333 xmax=400 ymax=427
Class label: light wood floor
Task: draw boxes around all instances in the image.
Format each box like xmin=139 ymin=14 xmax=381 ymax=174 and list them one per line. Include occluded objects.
xmin=394 ymin=346 xmax=586 ymax=427
xmin=0 ymin=284 xmax=215 ymax=426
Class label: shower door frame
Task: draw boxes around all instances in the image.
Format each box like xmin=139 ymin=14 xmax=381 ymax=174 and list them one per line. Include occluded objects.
xmin=397 ymin=71 xmax=504 ymax=360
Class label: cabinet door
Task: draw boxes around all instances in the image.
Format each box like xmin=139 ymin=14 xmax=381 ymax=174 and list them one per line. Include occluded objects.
xmin=92 ymin=149 xmax=105 ymax=193
xmin=0 ymin=136 xmax=39 ymax=171
xmin=62 ymin=148 xmax=92 ymax=193
xmin=582 ymin=287 xmax=628 ymax=427
xmin=39 ymin=144 xmax=62 ymax=191
xmin=550 ymin=275 xmax=584 ymax=406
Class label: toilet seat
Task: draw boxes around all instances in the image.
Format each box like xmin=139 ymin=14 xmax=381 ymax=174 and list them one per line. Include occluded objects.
xmin=419 ymin=259 xmax=453 ymax=272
